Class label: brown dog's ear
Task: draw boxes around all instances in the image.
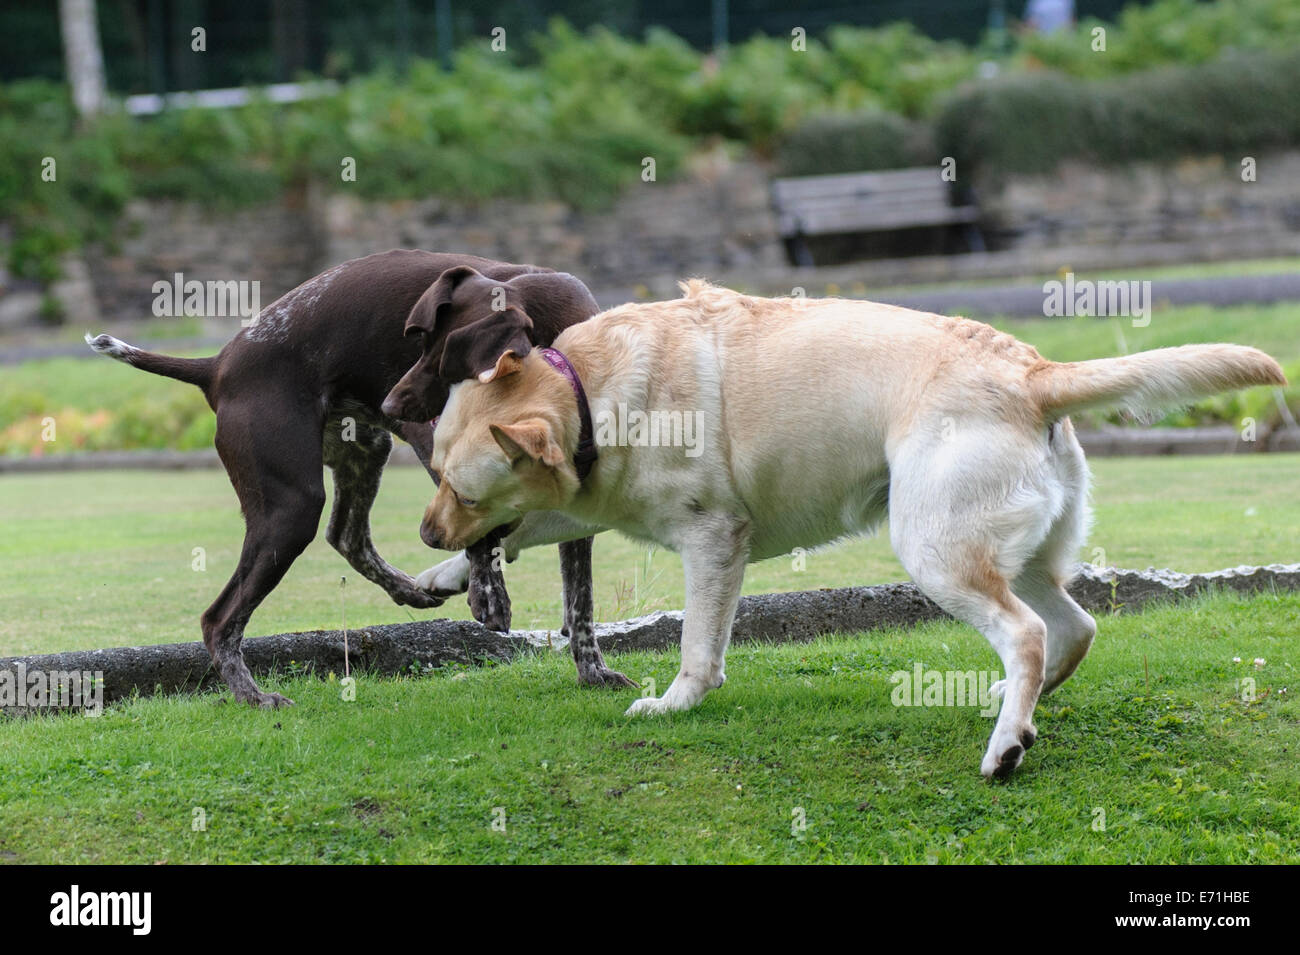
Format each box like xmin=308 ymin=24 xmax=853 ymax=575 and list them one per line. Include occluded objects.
xmin=404 ymin=266 xmax=480 ymax=337
xmin=439 ymin=305 xmax=534 ymax=383
xmin=491 ymin=418 xmax=565 ymax=468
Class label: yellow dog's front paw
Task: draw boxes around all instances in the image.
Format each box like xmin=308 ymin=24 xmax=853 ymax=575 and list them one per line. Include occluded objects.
xmin=625 ymin=695 xmax=672 ymax=717
xmin=624 ymin=682 xmax=709 ymax=716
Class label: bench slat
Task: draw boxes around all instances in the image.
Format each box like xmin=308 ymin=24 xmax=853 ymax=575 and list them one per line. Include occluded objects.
xmin=772 ymin=169 xmax=944 ymax=201
xmin=777 ymin=204 xmax=978 ymax=236
xmin=778 ymin=193 xmax=962 ymax=215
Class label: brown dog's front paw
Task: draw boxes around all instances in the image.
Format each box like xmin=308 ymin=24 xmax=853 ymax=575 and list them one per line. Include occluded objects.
xmin=468 ymin=574 xmax=511 ymax=632
xmin=239 ymin=690 xmax=295 ymax=709
xmin=392 ymin=586 xmax=446 ymax=610
xmin=577 ymin=663 xmax=638 ymax=689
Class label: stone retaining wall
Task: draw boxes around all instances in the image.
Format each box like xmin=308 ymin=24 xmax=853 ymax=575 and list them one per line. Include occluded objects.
xmin=981 ymin=152 xmax=1300 ymax=253
xmin=7 ymin=150 xmax=1300 ymax=328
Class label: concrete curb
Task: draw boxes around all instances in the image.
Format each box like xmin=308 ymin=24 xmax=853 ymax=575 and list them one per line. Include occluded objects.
xmin=3 ymin=562 xmax=1297 ymax=713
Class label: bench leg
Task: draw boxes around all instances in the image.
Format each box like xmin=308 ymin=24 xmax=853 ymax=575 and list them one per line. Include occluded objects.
xmin=785 ymin=234 xmax=815 ymax=267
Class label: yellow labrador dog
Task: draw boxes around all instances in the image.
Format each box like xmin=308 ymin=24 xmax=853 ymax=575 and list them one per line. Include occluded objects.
xmin=420 ymin=281 xmax=1285 ymax=778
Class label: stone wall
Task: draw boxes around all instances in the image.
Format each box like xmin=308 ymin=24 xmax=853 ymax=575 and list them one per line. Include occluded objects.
xmin=85 ymin=192 xmax=324 ymax=321
xmin=5 ymin=563 xmax=1298 ymax=710
xmin=324 ymin=152 xmax=782 ymax=297
xmin=6 ymin=150 xmax=1300 ymax=328
xmin=67 ymin=153 xmax=782 ymax=322
xmin=982 ymin=151 xmax=1300 ymax=251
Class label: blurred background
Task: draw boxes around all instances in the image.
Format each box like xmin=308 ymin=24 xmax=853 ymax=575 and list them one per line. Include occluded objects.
xmin=1 ymin=0 xmax=1298 ymax=645
xmin=5 ymin=0 xmax=1300 ymax=446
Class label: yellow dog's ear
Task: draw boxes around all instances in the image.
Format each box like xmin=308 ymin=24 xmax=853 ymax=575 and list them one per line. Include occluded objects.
xmin=479 ymin=350 xmax=524 ymax=383
xmin=491 ymin=418 xmax=565 ymax=468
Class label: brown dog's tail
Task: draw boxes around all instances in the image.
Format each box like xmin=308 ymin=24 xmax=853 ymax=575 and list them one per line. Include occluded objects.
xmin=85 ymin=333 xmax=216 ymax=392
xmin=1030 ymin=344 xmax=1287 ymax=421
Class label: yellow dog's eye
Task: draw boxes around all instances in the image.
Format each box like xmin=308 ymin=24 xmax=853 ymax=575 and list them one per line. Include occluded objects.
xmin=457 ymin=494 xmax=478 ymax=508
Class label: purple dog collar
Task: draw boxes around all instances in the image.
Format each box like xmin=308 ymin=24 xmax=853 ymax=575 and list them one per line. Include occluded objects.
xmin=538 ymin=347 xmax=598 ymax=483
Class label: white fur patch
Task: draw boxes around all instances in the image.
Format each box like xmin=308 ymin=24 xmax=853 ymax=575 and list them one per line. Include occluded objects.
xmin=84 ymin=333 xmax=138 ymax=362
xmin=416 ymin=552 xmax=472 ymax=594
xmin=244 ymin=263 xmax=346 ymax=343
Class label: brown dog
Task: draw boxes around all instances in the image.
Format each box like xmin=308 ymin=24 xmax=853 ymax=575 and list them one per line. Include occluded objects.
xmin=87 ymin=249 xmax=629 ymax=706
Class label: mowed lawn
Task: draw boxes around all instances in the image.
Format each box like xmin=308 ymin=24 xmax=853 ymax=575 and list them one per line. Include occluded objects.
xmin=0 ymin=455 xmax=1298 ymax=655
xmin=0 ymin=593 xmax=1296 ymax=863
xmin=0 ymin=452 xmax=1297 ymax=863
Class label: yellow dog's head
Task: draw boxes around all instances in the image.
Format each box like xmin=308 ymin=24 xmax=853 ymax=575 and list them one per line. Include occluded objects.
xmin=419 ymin=350 xmax=583 ymax=552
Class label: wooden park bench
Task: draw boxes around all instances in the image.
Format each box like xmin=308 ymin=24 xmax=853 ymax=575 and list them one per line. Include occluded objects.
xmin=771 ymin=167 xmax=983 ymax=266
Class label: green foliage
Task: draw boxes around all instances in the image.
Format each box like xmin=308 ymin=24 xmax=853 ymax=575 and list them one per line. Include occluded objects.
xmin=0 ymin=80 xmax=128 ymax=285
xmin=934 ymin=49 xmax=1300 ymax=182
xmin=1017 ymin=0 xmax=1300 ymax=78
xmin=821 ymin=23 xmax=982 ymax=119
xmin=6 ymin=1 xmax=1300 ymax=283
xmin=775 ymin=110 xmax=936 ymax=176
xmin=0 ymin=353 xmax=216 ymax=456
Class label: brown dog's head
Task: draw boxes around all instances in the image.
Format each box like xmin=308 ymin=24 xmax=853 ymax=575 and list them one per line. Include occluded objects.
xmin=418 ymin=351 xmax=581 ymax=551
xmin=381 ymin=266 xmax=597 ymax=422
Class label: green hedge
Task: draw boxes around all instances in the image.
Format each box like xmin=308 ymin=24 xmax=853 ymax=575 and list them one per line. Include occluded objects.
xmin=774 ymin=111 xmax=936 ymax=176
xmin=1 ymin=18 xmax=970 ymax=289
xmin=1016 ymin=0 xmax=1300 ymax=78
xmin=934 ymin=48 xmax=1300 ymax=181
xmin=778 ymin=47 xmax=1300 ymax=182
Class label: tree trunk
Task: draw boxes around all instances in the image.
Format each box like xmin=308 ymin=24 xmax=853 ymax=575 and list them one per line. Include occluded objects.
xmin=59 ymin=0 xmax=108 ymax=118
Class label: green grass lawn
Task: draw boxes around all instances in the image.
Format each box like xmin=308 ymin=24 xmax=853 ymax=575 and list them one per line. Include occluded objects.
xmin=0 ymin=451 xmax=1296 ymax=863
xmin=2 ymin=302 xmax=1298 ymax=864
xmin=0 ymin=592 xmax=1295 ymax=863
xmin=0 ymin=455 xmax=1297 ymax=656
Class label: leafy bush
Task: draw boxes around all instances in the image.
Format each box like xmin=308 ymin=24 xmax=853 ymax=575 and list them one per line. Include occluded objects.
xmin=1017 ymin=0 xmax=1300 ymax=78
xmin=0 ymin=80 xmax=128 ymax=284
xmin=821 ymin=23 xmax=981 ymax=119
xmin=934 ymin=48 xmax=1300 ymax=182
xmin=0 ymin=391 xmax=214 ymax=457
xmin=775 ymin=110 xmax=936 ymax=176
xmin=6 ymin=2 xmax=1300 ymax=287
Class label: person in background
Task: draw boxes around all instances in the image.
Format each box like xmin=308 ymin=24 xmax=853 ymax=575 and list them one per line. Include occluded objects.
xmin=1024 ymin=0 xmax=1076 ymax=33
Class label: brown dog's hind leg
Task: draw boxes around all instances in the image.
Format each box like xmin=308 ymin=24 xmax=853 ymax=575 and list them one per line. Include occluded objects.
xmin=561 ymin=536 xmax=635 ymax=688
xmin=324 ymin=419 xmax=443 ymax=609
xmin=202 ymin=398 xmax=327 ymax=707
